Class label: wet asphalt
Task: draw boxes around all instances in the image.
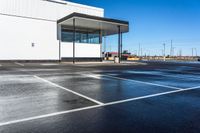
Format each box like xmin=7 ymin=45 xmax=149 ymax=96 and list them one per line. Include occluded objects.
xmin=0 ymin=61 xmax=200 ymax=133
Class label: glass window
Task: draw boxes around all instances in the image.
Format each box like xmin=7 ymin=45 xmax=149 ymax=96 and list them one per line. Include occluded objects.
xmin=61 ymin=30 xmax=73 ymax=42
xmin=61 ymin=28 xmax=100 ymax=44
xmin=88 ymin=33 xmax=100 ymax=44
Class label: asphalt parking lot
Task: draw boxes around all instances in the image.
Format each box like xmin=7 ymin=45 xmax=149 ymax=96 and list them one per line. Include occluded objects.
xmin=0 ymin=61 xmax=200 ymax=133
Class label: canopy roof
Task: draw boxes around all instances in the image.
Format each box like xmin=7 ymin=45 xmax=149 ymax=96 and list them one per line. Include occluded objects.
xmin=57 ymin=13 xmax=129 ymax=36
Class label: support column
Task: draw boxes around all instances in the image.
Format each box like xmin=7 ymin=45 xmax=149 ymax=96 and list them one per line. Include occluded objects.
xmin=118 ymin=26 xmax=121 ymax=63
xmin=120 ymin=32 xmax=123 ymax=60
xmin=57 ymin=25 xmax=62 ymax=62
xmin=73 ymin=18 xmax=76 ymax=64
xmin=99 ymin=30 xmax=103 ymax=60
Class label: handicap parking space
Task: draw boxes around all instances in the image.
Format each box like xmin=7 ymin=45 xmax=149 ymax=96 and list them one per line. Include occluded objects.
xmin=39 ymin=73 xmax=175 ymax=103
xmin=1 ymin=89 xmax=199 ymax=133
xmin=0 ymin=75 xmax=96 ymax=123
xmin=98 ymin=69 xmax=200 ymax=89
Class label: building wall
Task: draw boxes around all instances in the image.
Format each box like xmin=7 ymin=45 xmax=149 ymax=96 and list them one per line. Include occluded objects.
xmin=61 ymin=42 xmax=101 ymax=58
xmin=0 ymin=14 xmax=59 ymax=60
xmin=0 ymin=0 xmax=104 ymax=60
xmin=0 ymin=0 xmax=104 ymax=21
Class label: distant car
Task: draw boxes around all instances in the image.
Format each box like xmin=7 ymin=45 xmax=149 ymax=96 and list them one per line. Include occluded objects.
xmin=198 ymin=58 xmax=200 ymax=61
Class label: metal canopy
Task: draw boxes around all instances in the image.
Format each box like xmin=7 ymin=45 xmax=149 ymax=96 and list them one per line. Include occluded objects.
xmin=57 ymin=13 xmax=129 ymax=64
xmin=57 ymin=13 xmax=129 ymax=36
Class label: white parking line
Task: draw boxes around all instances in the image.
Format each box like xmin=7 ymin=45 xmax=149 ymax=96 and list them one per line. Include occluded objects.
xmin=161 ymin=73 xmax=200 ymax=80
xmin=0 ymin=105 xmax=101 ymax=127
xmin=104 ymin=85 xmax=200 ymax=106
xmin=40 ymin=63 xmax=59 ymax=66
xmin=157 ymin=69 xmax=200 ymax=75
xmin=37 ymin=73 xmax=80 ymax=76
xmin=14 ymin=62 xmax=25 ymax=66
xmin=0 ymin=64 xmax=2 ymax=67
xmin=97 ymin=74 xmax=183 ymax=90
xmin=33 ymin=75 xmax=104 ymax=105
xmin=124 ymin=70 xmax=200 ymax=81
xmin=82 ymin=74 xmax=102 ymax=79
xmin=0 ymin=85 xmax=199 ymax=127
xmin=20 ymin=69 xmax=62 ymax=72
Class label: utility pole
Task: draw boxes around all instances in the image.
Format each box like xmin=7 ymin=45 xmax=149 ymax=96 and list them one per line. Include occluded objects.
xmin=170 ymin=40 xmax=173 ymax=56
xmin=179 ymin=49 xmax=182 ymax=57
xmin=192 ymin=48 xmax=194 ymax=57
xmin=163 ymin=43 xmax=166 ymax=61
xmin=194 ymin=48 xmax=197 ymax=57
xmin=138 ymin=43 xmax=141 ymax=57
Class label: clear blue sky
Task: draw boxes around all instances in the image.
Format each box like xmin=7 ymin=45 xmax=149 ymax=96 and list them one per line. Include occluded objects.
xmin=67 ymin=0 xmax=200 ymax=56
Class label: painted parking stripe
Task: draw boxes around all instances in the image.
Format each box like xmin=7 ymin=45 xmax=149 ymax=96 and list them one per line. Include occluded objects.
xmin=156 ymin=69 xmax=200 ymax=75
xmin=14 ymin=62 xmax=25 ymax=66
xmin=33 ymin=75 xmax=104 ymax=105
xmin=161 ymin=73 xmax=200 ymax=80
xmin=40 ymin=63 xmax=59 ymax=66
xmin=104 ymin=85 xmax=200 ymax=106
xmin=94 ymin=74 xmax=183 ymax=90
xmin=0 ymin=64 xmax=2 ymax=67
xmin=37 ymin=73 xmax=79 ymax=76
xmin=20 ymin=69 xmax=62 ymax=72
xmin=0 ymin=85 xmax=199 ymax=127
xmin=82 ymin=74 xmax=102 ymax=79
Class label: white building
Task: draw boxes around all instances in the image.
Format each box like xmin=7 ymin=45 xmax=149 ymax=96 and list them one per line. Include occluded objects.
xmin=0 ymin=0 xmax=129 ymax=62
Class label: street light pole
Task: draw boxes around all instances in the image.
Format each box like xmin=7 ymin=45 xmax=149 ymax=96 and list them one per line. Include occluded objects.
xmin=163 ymin=43 xmax=166 ymax=61
xmin=170 ymin=40 xmax=173 ymax=57
xmin=192 ymin=48 xmax=194 ymax=57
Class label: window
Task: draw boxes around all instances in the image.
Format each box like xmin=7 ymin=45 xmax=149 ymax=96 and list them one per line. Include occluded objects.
xmin=61 ymin=31 xmax=73 ymax=42
xmin=88 ymin=33 xmax=100 ymax=44
xmin=61 ymin=28 xmax=101 ymax=44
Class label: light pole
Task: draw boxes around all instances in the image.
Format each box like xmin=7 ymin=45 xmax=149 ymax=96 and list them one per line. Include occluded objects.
xmin=195 ymin=48 xmax=197 ymax=57
xmin=138 ymin=43 xmax=141 ymax=57
xmin=192 ymin=48 xmax=194 ymax=57
xmin=170 ymin=40 xmax=173 ymax=57
xmin=163 ymin=43 xmax=166 ymax=61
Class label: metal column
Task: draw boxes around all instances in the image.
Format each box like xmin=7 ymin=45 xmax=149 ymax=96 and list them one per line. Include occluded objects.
xmin=118 ymin=26 xmax=121 ymax=63
xmin=120 ymin=32 xmax=123 ymax=60
xmin=58 ymin=25 xmax=62 ymax=62
xmin=73 ymin=18 xmax=76 ymax=64
xmin=99 ymin=30 xmax=103 ymax=61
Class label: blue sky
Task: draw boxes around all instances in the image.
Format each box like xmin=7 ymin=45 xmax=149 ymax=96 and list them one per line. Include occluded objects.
xmin=67 ymin=0 xmax=200 ymax=56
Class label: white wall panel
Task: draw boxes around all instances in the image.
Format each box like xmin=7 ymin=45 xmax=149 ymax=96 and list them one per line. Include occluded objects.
xmin=0 ymin=0 xmax=104 ymax=21
xmin=0 ymin=15 xmax=59 ymax=60
xmin=61 ymin=42 xmax=73 ymax=58
xmin=61 ymin=42 xmax=101 ymax=58
xmin=0 ymin=0 xmax=104 ymax=60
